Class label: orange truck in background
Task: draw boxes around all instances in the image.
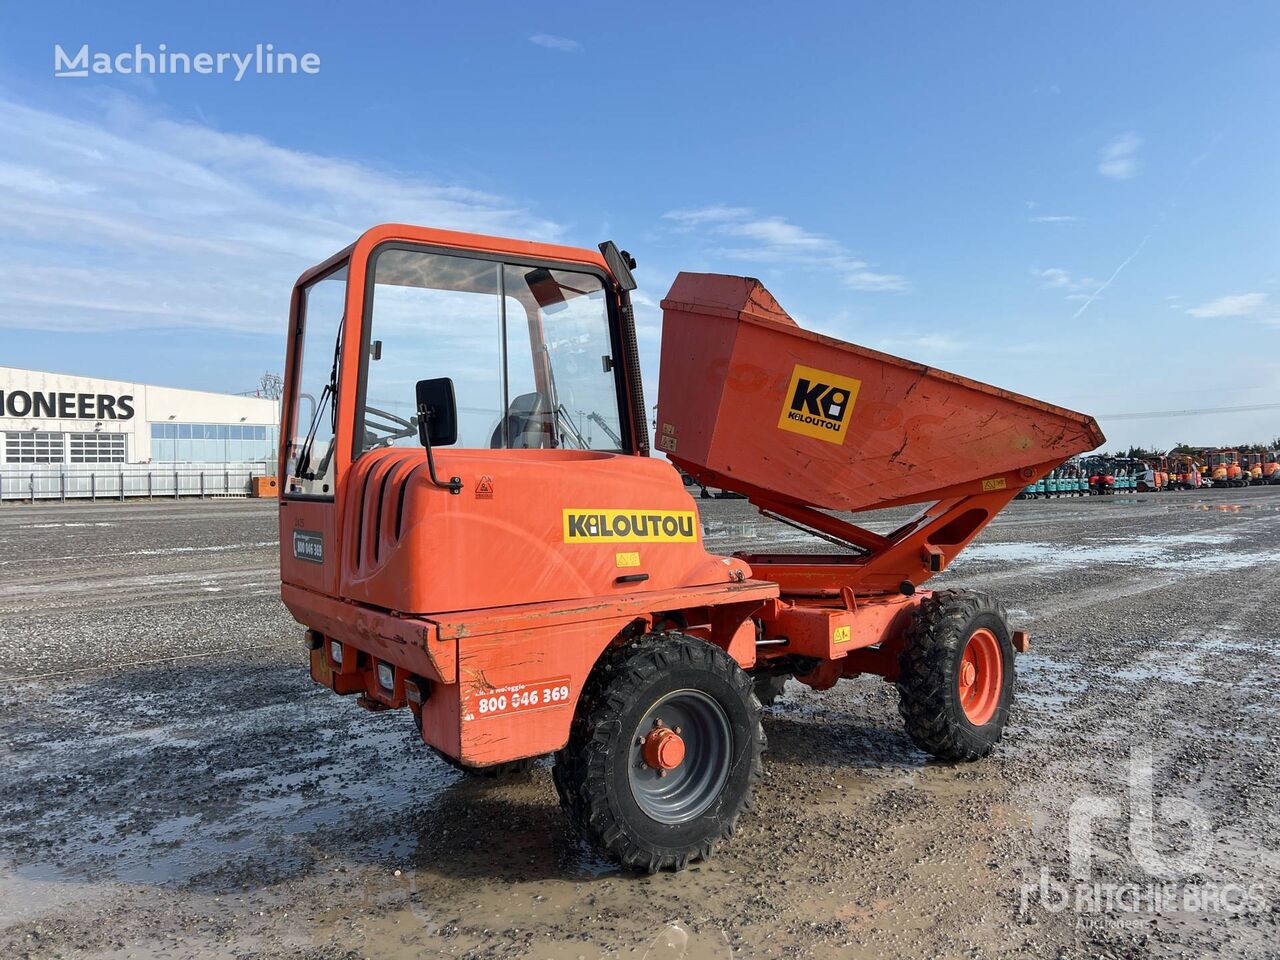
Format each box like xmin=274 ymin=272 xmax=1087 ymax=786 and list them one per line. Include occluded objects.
xmin=277 ymin=224 xmax=1102 ymax=872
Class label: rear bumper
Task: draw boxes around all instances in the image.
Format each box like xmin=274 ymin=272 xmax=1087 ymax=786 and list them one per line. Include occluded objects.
xmin=281 ymin=581 xmax=456 ymax=683
xmin=281 ymin=577 xmax=781 ymax=766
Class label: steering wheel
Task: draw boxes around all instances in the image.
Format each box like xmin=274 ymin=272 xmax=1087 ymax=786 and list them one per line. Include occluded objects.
xmin=364 ymin=405 xmax=419 ymax=449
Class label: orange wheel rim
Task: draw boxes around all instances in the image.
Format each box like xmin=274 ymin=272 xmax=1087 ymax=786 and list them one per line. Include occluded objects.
xmin=958 ymin=627 xmax=1003 ymax=725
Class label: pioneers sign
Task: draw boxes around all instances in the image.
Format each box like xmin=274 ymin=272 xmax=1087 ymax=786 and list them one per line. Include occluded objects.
xmin=0 ymin=390 xmax=135 ymax=420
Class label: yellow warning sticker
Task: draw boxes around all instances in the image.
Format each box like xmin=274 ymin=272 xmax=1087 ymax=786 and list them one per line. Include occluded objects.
xmin=615 ymin=551 xmax=641 ymax=568
xmin=777 ymin=364 xmax=862 ymax=444
xmin=833 ymin=625 xmax=852 ymax=644
xmin=563 ymin=509 xmax=698 ymax=543
xmin=981 ymin=477 xmax=1008 ymax=492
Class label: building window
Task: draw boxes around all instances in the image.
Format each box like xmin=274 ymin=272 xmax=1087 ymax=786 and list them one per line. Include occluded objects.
xmin=149 ymin=422 xmax=277 ymax=463
xmin=4 ymin=431 xmax=65 ymax=464
xmin=68 ymin=432 xmax=127 ymax=464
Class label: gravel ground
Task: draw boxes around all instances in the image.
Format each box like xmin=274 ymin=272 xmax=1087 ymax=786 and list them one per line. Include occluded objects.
xmin=1 ymin=488 xmax=1278 ymax=959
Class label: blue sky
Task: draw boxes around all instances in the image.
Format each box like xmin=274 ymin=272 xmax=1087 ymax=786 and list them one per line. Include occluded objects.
xmin=1 ymin=1 xmax=1277 ymax=450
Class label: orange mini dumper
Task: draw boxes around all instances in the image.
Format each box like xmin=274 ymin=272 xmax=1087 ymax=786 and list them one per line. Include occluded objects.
xmin=279 ymin=225 xmax=1103 ymax=872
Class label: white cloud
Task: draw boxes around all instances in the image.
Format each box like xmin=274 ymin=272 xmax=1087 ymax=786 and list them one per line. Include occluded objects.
xmin=661 ymin=205 xmax=908 ymax=292
xmin=1032 ymin=267 xmax=1096 ymax=292
xmin=1098 ymin=132 xmax=1141 ymax=180
xmin=1033 ymin=265 xmax=1126 ymax=311
xmin=1029 ymin=215 xmax=1083 ymax=223
xmin=1033 ymin=267 xmax=1073 ymax=289
xmin=724 ymin=217 xmax=829 ymax=252
xmin=1186 ymin=293 xmax=1266 ymax=318
xmin=529 ymin=33 xmax=583 ymax=52
xmin=662 ymin=205 xmax=753 ymax=229
xmin=0 ymin=93 xmax=561 ymax=334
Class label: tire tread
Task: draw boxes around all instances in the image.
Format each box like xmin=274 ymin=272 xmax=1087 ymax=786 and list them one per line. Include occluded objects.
xmin=552 ymin=632 xmax=764 ymax=872
xmin=896 ymin=589 xmax=1015 ymax=762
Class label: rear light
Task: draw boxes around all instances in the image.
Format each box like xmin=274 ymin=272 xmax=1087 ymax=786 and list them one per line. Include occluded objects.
xmin=330 ymin=640 xmax=343 ymax=665
xmin=404 ymin=678 xmax=423 ymax=705
xmin=376 ymin=662 xmax=395 ymax=691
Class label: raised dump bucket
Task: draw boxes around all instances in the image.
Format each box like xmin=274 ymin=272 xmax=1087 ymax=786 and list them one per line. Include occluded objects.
xmin=656 ymin=273 xmax=1104 ymax=512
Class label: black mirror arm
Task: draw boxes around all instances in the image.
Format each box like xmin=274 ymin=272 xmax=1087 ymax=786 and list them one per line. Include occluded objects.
xmin=417 ymin=405 xmax=462 ymax=495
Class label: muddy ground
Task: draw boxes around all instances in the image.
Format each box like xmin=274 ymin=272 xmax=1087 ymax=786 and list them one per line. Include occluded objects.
xmin=1 ymin=488 xmax=1277 ymax=959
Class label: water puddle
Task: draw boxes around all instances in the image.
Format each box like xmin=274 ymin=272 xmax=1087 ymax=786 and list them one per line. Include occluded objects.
xmin=1111 ymin=660 xmax=1200 ymax=685
xmin=957 ymin=532 xmax=1274 ymax=572
xmin=1013 ymin=653 xmax=1089 ymax=714
xmin=1163 ymin=500 xmax=1280 ymax=514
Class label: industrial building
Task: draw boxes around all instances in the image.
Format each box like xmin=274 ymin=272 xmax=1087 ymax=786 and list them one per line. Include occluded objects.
xmin=0 ymin=366 xmax=279 ymax=466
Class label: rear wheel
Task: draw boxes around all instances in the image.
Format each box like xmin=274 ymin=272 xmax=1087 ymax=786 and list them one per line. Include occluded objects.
xmin=553 ymin=632 xmax=764 ymax=872
xmin=897 ymin=590 xmax=1016 ymax=761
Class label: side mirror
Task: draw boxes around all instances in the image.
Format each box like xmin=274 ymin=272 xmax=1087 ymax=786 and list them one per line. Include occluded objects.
xmin=415 ymin=378 xmax=458 ymax=447
xmin=598 ymin=240 xmax=638 ymax=291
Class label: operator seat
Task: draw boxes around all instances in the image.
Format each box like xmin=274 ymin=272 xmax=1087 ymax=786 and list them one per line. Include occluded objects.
xmin=490 ymin=392 xmax=552 ymax=448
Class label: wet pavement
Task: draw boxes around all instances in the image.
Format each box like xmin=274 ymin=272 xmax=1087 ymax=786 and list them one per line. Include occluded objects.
xmin=1 ymin=487 xmax=1278 ymax=958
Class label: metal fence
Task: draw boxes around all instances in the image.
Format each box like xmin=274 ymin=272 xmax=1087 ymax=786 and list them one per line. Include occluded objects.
xmin=0 ymin=461 xmax=274 ymax=502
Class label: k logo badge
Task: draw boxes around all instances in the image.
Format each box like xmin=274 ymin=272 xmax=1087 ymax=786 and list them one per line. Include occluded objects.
xmin=777 ymin=364 xmax=862 ymax=444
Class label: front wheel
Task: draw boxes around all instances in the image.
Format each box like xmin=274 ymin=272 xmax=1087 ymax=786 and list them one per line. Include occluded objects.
xmin=552 ymin=632 xmax=764 ymax=872
xmin=897 ymin=590 xmax=1016 ymax=761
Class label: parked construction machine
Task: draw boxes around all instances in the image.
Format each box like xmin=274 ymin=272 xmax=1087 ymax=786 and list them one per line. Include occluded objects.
xmin=1083 ymin=455 xmax=1116 ymax=495
xmin=1168 ymin=453 xmax=1204 ymax=490
xmin=1240 ymin=452 xmax=1265 ymax=485
xmin=1135 ymin=456 xmax=1169 ymax=493
xmin=1265 ymin=451 xmax=1280 ymax=485
xmin=278 ymin=225 xmax=1103 ymax=871
xmin=1205 ymin=449 xmax=1246 ymax=487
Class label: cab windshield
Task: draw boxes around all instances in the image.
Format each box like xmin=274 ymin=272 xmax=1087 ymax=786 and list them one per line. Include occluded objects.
xmin=357 ymin=246 xmax=625 ymax=455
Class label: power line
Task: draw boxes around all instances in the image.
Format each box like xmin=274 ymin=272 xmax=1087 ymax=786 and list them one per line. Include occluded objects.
xmin=1099 ymin=401 xmax=1280 ymax=421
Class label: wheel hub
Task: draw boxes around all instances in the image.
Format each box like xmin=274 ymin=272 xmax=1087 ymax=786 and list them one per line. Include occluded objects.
xmin=642 ymin=726 xmax=686 ymax=771
xmin=957 ymin=627 xmax=1003 ymax=726
xmin=628 ymin=689 xmax=732 ymax=824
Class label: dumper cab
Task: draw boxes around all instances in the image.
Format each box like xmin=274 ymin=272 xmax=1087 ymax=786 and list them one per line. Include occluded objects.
xmin=279 ymin=224 xmax=1103 ymax=873
xmin=278 ymin=225 xmax=726 ymax=615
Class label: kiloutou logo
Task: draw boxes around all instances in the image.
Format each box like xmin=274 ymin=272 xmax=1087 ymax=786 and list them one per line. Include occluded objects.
xmin=563 ymin=509 xmax=697 ymax=543
xmin=776 ymin=363 xmax=862 ymax=444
